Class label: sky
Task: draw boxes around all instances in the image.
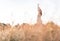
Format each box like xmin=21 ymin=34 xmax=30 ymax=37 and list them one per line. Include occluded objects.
xmin=0 ymin=0 xmax=60 ymax=25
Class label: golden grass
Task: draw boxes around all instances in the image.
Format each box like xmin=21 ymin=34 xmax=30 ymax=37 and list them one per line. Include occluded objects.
xmin=0 ymin=22 xmax=60 ymax=41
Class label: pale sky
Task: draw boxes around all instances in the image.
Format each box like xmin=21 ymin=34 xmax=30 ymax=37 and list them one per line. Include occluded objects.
xmin=0 ymin=0 xmax=60 ymax=25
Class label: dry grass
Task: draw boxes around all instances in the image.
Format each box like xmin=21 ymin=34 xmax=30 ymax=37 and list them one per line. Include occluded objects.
xmin=0 ymin=22 xmax=60 ymax=41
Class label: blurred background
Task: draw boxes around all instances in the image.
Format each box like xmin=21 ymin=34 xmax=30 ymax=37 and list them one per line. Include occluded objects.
xmin=0 ymin=0 xmax=60 ymax=25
